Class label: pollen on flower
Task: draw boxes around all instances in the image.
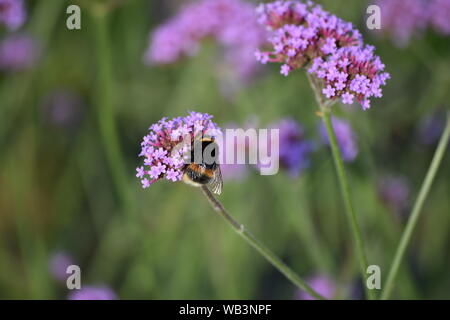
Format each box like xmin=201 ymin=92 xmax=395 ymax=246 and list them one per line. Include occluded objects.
xmin=255 ymin=0 xmax=390 ymax=110
xmin=136 ymin=112 xmax=221 ymax=189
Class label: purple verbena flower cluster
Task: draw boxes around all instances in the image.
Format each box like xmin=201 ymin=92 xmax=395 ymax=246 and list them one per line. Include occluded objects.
xmin=49 ymin=252 xmax=75 ymax=282
xmin=375 ymin=0 xmax=428 ymax=47
xmin=255 ymin=0 xmax=389 ymax=109
xmin=429 ymin=0 xmax=450 ymax=35
xmin=376 ymin=0 xmax=450 ymax=46
xmin=68 ymin=286 xmax=117 ymax=300
xmin=137 ymin=112 xmax=221 ymax=189
xmin=377 ymin=175 xmax=410 ymax=215
xmin=145 ymin=0 xmax=266 ymax=80
xmin=274 ymin=118 xmax=313 ymax=177
xmin=320 ymin=117 xmax=358 ymax=162
xmin=417 ymin=110 xmax=447 ymax=146
xmin=0 ymin=0 xmax=26 ymax=30
xmin=296 ymin=275 xmax=336 ymax=300
xmin=0 ymin=34 xmax=38 ymax=71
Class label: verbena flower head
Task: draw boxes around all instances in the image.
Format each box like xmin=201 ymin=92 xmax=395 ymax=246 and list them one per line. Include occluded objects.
xmin=0 ymin=34 xmax=38 ymax=72
xmin=320 ymin=117 xmax=358 ymax=162
xmin=0 ymin=0 xmax=26 ymax=30
xmin=68 ymin=286 xmax=117 ymax=300
xmin=137 ymin=112 xmax=221 ymax=189
xmin=145 ymin=0 xmax=266 ymax=80
xmin=296 ymin=275 xmax=336 ymax=300
xmin=255 ymin=0 xmax=389 ymax=109
xmin=275 ymin=118 xmax=313 ymax=177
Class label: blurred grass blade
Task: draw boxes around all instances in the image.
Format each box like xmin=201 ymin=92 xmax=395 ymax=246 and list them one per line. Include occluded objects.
xmin=382 ymin=113 xmax=450 ymax=300
xmin=91 ymin=8 xmax=136 ymax=221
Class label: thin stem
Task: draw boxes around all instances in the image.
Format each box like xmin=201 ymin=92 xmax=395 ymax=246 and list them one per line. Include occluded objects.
xmin=381 ymin=113 xmax=450 ymax=300
xmin=200 ymin=186 xmax=326 ymax=300
xmin=321 ymin=110 xmax=374 ymax=300
xmin=307 ymin=75 xmax=374 ymax=300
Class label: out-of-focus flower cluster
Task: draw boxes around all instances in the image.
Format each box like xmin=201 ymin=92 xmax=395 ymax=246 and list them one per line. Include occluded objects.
xmin=68 ymin=286 xmax=118 ymax=300
xmin=377 ymin=175 xmax=410 ymax=216
xmin=0 ymin=0 xmax=26 ymax=30
xmin=296 ymin=275 xmax=336 ymax=300
xmin=272 ymin=118 xmax=314 ymax=177
xmin=144 ymin=0 xmax=266 ymax=81
xmin=320 ymin=117 xmax=358 ymax=162
xmin=41 ymin=89 xmax=85 ymax=130
xmin=417 ymin=110 xmax=447 ymax=146
xmin=375 ymin=0 xmax=450 ymax=46
xmin=0 ymin=0 xmax=39 ymax=72
xmin=231 ymin=115 xmax=357 ymax=180
xmin=255 ymin=0 xmax=389 ymax=110
xmin=137 ymin=112 xmax=221 ymax=189
xmin=0 ymin=34 xmax=38 ymax=71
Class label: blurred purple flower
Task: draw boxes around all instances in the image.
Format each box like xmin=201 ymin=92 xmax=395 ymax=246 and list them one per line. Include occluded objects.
xmin=429 ymin=0 xmax=450 ymax=35
xmin=0 ymin=33 xmax=39 ymax=72
xmin=220 ymin=124 xmax=248 ymax=181
xmin=296 ymin=275 xmax=336 ymax=300
xmin=68 ymin=286 xmax=117 ymax=300
xmin=49 ymin=252 xmax=75 ymax=282
xmin=220 ymin=163 xmax=248 ymax=181
xmin=375 ymin=0 xmax=450 ymax=45
xmin=375 ymin=0 xmax=428 ymax=47
xmin=41 ymin=89 xmax=84 ymax=129
xmin=267 ymin=118 xmax=313 ymax=178
xmin=137 ymin=112 xmax=221 ymax=188
xmin=417 ymin=111 xmax=446 ymax=146
xmin=256 ymin=0 xmax=389 ymax=109
xmin=377 ymin=175 xmax=410 ymax=215
xmin=320 ymin=117 xmax=358 ymax=162
xmin=144 ymin=0 xmax=266 ymax=81
xmin=0 ymin=0 xmax=26 ymax=30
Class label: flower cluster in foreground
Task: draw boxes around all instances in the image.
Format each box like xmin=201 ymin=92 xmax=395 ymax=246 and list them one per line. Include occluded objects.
xmin=136 ymin=112 xmax=221 ymax=189
xmin=375 ymin=0 xmax=450 ymax=46
xmin=255 ymin=0 xmax=389 ymax=109
xmin=144 ymin=0 xmax=266 ymax=80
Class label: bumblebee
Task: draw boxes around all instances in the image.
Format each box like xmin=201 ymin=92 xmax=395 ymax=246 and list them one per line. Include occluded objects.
xmin=182 ymin=137 xmax=223 ymax=195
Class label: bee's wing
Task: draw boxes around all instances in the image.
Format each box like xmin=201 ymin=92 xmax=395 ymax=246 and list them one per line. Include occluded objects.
xmin=207 ymin=165 xmax=223 ymax=195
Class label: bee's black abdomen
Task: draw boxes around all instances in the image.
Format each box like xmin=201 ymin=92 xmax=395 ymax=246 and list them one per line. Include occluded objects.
xmin=185 ymin=164 xmax=212 ymax=185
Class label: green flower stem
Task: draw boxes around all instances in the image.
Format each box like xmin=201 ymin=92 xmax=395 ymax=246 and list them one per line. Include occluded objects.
xmin=307 ymin=74 xmax=374 ymax=300
xmin=381 ymin=113 xmax=450 ymax=300
xmin=200 ymin=186 xmax=326 ymax=300
xmin=321 ymin=110 xmax=374 ymax=300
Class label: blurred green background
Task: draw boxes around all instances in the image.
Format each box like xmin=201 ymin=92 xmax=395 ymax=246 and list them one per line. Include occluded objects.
xmin=0 ymin=0 xmax=449 ymax=299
